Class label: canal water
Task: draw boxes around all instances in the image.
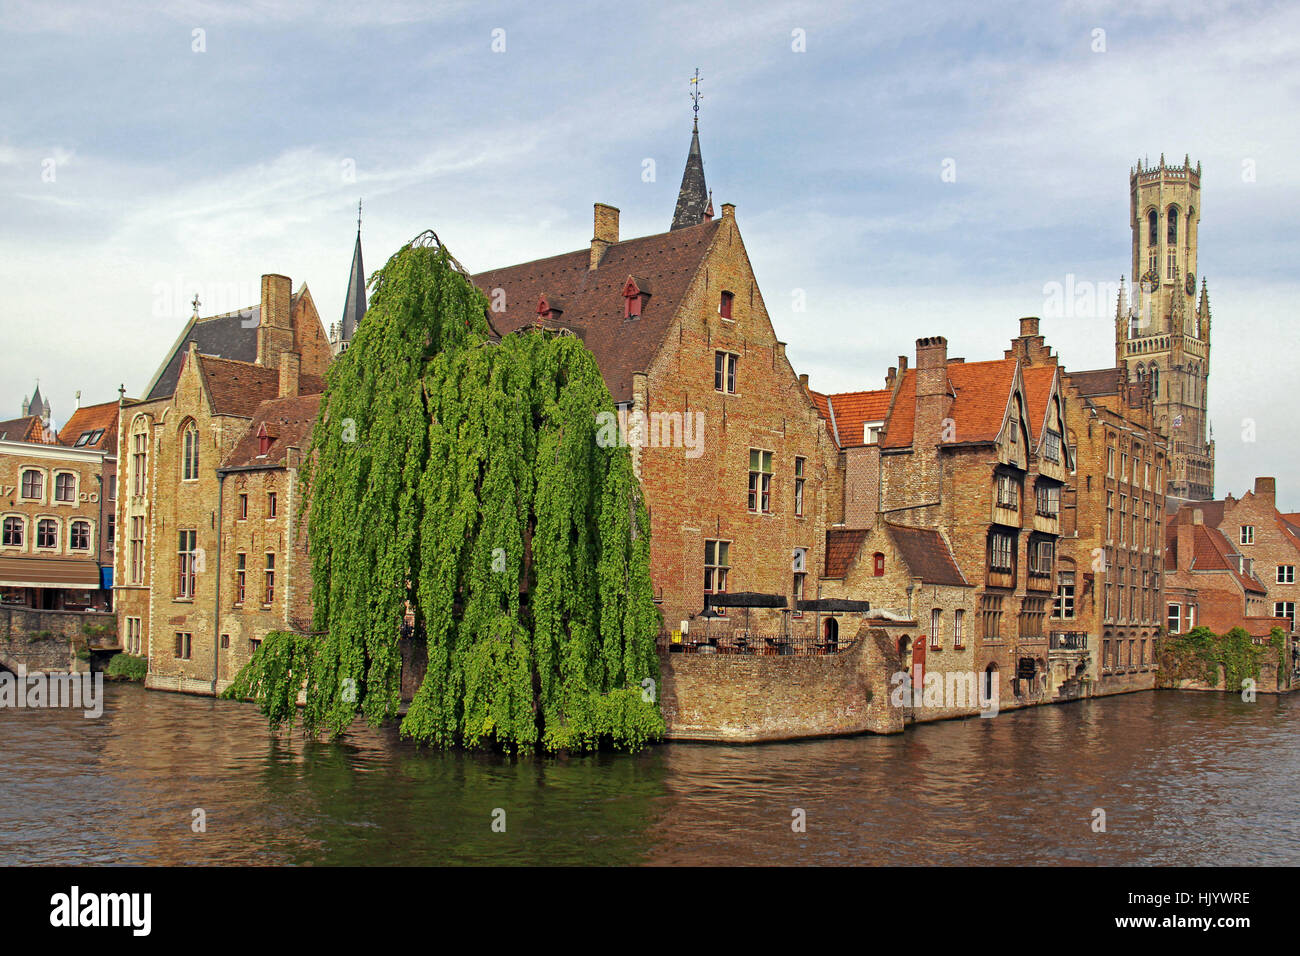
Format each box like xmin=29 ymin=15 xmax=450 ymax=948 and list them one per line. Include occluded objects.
xmin=1 ymin=684 xmax=1296 ymax=865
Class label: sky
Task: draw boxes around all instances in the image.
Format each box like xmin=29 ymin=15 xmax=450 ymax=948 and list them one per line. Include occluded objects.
xmin=2 ymin=0 xmax=1297 ymax=503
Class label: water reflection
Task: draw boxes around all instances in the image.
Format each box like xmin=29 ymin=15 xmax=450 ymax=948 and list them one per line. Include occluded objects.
xmin=1 ymin=685 xmax=1296 ymax=865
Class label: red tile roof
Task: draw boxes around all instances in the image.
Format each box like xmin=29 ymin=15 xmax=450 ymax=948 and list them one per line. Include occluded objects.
xmin=57 ymin=400 xmax=120 ymax=452
xmin=471 ymin=220 xmax=721 ymax=404
xmin=1166 ymin=520 xmax=1266 ymax=594
xmin=881 ymin=358 xmax=1018 ymax=449
xmin=824 ymin=529 xmax=868 ymax=578
xmin=0 ymin=415 xmax=48 ymax=443
xmin=1021 ymin=365 xmax=1057 ymax=442
xmin=819 ymin=389 xmax=893 ymax=449
xmin=193 ymin=354 xmax=325 ymax=418
xmin=886 ymin=523 xmax=969 ymax=587
xmin=221 ymin=394 xmax=322 ymax=469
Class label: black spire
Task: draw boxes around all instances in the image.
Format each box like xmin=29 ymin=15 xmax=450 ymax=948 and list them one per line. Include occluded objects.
xmin=671 ymin=70 xmax=709 ymax=231
xmin=340 ymin=202 xmax=366 ymax=345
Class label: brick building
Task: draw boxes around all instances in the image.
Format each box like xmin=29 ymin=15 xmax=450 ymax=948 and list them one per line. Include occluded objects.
xmin=471 ymin=122 xmax=837 ymax=641
xmin=1 ymin=398 xmax=119 ymax=611
xmin=115 ymin=273 xmax=332 ymax=691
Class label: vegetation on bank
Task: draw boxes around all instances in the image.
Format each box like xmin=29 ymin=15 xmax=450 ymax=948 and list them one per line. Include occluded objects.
xmin=223 ymin=231 xmax=663 ymax=753
xmin=1156 ymin=625 xmax=1286 ymax=690
xmin=105 ymin=653 xmax=148 ymax=681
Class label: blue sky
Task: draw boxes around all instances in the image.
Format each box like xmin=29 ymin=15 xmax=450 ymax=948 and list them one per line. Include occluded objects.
xmin=2 ymin=0 xmax=1297 ymax=502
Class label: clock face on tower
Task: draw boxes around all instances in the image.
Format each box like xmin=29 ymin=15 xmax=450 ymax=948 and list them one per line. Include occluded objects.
xmin=1185 ymin=274 xmax=1196 ymax=295
xmin=1140 ymin=269 xmax=1160 ymax=293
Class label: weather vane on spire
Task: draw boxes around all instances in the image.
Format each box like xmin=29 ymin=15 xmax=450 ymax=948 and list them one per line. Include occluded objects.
xmin=689 ymin=68 xmax=702 ymax=130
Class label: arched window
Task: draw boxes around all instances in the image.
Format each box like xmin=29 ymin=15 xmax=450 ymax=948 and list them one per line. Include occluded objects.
xmin=37 ymin=518 xmax=58 ymax=549
xmin=181 ymin=420 xmax=199 ymax=481
xmin=2 ymin=516 xmax=23 ymax=547
xmin=824 ymin=617 xmax=839 ymax=651
xmin=873 ymin=552 xmax=885 ymax=576
xmin=1167 ymin=206 xmax=1178 ymax=245
xmin=1150 ymin=365 xmax=1160 ymax=399
xmin=1147 ymin=209 xmax=1158 ymax=246
xmin=55 ymin=473 xmax=75 ymax=502
xmin=983 ymin=663 xmax=999 ymax=701
xmin=69 ymin=520 xmax=90 ymax=550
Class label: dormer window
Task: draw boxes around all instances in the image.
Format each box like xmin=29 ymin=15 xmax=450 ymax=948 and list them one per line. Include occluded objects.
xmin=864 ymin=421 xmax=884 ymax=444
xmin=536 ymin=295 xmax=564 ymax=322
xmin=719 ymin=290 xmax=734 ymax=320
xmin=622 ymin=277 xmax=650 ymax=319
xmin=256 ymin=423 xmax=275 ymax=457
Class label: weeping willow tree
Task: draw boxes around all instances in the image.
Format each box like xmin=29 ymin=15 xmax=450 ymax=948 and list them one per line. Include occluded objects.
xmin=226 ymin=231 xmax=663 ymax=752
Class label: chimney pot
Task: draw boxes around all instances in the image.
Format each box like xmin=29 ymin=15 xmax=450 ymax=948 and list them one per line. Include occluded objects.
xmin=1019 ymin=317 xmax=1040 ymax=338
xmin=720 ymin=203 xmax=735 ymax=219
xmin=279 ymin=351 xmax=301 ymax=399
xmin=590 ymin=203 xmax=619 ymax=270
xmin=1254 ymin=476 xmax=1276 ymax=500
xmin=798 ymin=373 xmax=809 ymax=389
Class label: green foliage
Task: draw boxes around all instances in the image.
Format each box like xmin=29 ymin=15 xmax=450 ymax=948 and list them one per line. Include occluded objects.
xmin=220 ymin=630 xmax=317 ymax=732
xmin=1157 ymin=625 xmax=1279 ymax=690
xmin=104 ymin=653 xmax=147 ymax=681
xmin=232 ymin=232 xmax=663 ymax=752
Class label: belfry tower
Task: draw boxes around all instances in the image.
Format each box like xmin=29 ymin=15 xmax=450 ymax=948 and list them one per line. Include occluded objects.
xmin=1115 ymin=154 xmax=1214 ymax=502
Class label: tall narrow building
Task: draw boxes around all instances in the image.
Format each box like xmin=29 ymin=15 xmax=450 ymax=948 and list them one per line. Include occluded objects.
xmin=331 ymin=206 xmax=367 ymax=355
xmin=1115 ymin=154 xmax=1214 ymax=503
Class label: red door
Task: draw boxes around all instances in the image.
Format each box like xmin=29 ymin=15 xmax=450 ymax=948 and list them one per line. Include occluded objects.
xmin=912 ymin=639 xmax=926 ymax=689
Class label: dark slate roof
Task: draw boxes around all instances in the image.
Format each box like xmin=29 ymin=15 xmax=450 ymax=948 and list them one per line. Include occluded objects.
xmin=25 ymin=385 xmax=49 ymax=419
xmin=221 ymin=393 xmax=321 ymax=469
xmin=670 ymin=122 xmax=709 ymax=231
xmin=471 ymin=219 xmax=720 ymax=404
xmin=340 ymin=230 xmax=366 ymax=343
xmin=146 ymin=305 xmax=263 ymax=400
xmin=1066 ymin=367 xmax=1123 ymax=398
xmin=887 ymin=523 xmax=969 ymax=587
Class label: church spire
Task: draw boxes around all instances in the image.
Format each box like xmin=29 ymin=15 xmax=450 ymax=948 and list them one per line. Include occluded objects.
xmin=671 ymin=69 xmax=709 ymax=231
xmin=337 ymin=200 xmax=366 ymax=352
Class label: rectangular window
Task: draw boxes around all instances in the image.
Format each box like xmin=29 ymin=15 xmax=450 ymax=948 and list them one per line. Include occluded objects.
xmin=1240 ymin=525 xmax=1255 ymax=545
xmin=1168 ymin=603 xmax=1181 ymax=635
xmin=1019 ymin=597 xmax=1047 ymax=638
xmin=267 ymin=492 xmax=277 ymax=519
xmin=996 ymin=474 xmax=1019 ymax=510
xmin=235 ymin=553 xmax=246 ymax=605
xmin=1106 ymin=447 xmax=1115 ymax=478
xmin=55 ymin=473 xmax=75 ymax=502
xmin=220 ymin=634 xmax=230 ymax=649
xmin=1106 ymin=491 xmax=1114 ymax=542
xmin=930 ymin=609 xmax=942 ymax=649
xmin=1274 ymin=602 xmax=1295 ymax=626
xmin=793 ymin=572 xmax=806 ymax=618
xmin=174 ymin=632 xmax=192 ymax=660
xmin=794 ymin=457 xmax=805 ymax=517
xmin=250 ymin=638 xmax=262 ymax=657
xmin=704 ymin=539 xmax=730 ymax=611
xmin=130 ymin=516 xmax=145 ymax=584
xmin=238 ymin=494 xmax=248 ymax=520
xmin=264 ymin=552 xmax=276 ymax=605
xmin=106 ymin=513 xmax=115 ymax=549
xmin=719 ymin=290 xmax=734 ymax=320
xmin=953 ymin=609 xmax=965 ymax=649
xmin=1053 ymin=571 xmax=1075 ymax=619
xmin=1119 ymin=495 xmax=1127 ymax=544
xmin=2 ymin=517 xmax=22 ymax=547
xmin=713 ymin=351 xmax=738 ymax=394
xmin=1121 ymin=453 xmax=1128 ymax=483
xmin=126 ymin=617 xmax=141 ymax=656
xmin=1278 ymin=565 xmax=1295 ymax=584
xmin=21 ymin=470 xmax=42 ymax=499
xmin=177 ymin=529 xmax=197 ymax=599
xmin=1043 ymin=430 xmax=1061 ymax=463
xmin=979 ymin=595 xmax=1003 ymax=640
xmin=1029 ymin=538 xmax=1054 ymax=574
xmin=748 ymin=449 xmax=773 ymax=514
xmin=107 ymin=475 xmax=117 ymax=501
xmin=1035 ymin=483 xmax=1059 ymax=518
xmin=990 ymin=532 xmax=1014 ymax=572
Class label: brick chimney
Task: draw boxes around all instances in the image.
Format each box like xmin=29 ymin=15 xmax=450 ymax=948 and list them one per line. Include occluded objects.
xmin=1019 ymin=316 xmax=1040 ymax=338
xmin=1175 ymin=510 xmax=1198 ymax=571
xmin=257 ymin=273 xmax=294 ymax=367
xmin=721 ymin=203 xmax=735 ymax=220
xmin=590 ymin=203 xmax=619 ymax=270
xmin=278 ymin=351 xmax=300 ymax=398
xmin=1254 ymin=476 xmax=1276 ymax=503
xmin=798 ymin=373 xmax=809 ymax=389
xmin=914 ymin=336 xmax=949 ymax=447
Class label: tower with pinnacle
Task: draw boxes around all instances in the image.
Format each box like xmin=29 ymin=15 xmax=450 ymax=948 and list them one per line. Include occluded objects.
xmin=1115 ymin=154 xmax=1214 ymax=502
xmin=330 ymin=200 xmax=367 ymax=356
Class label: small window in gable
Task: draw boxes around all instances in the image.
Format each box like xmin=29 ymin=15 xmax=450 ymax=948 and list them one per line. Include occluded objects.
xmin=873 ymin=552 xmax=885 ymax=577
xmin=257 ymin=423 xmax=274 ymax=457
xmin=623 ymin=278 xmax=649 ymax=319
xmin=719 ymin=290 xmax=734 ymax=320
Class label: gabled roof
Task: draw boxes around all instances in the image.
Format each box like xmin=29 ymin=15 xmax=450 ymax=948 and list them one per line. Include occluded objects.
xmin=221 ymin=393 xmax=322 ymax=469
xmin=817 ymin=389 xmax=893 ymax=449
xmin=1166 ymin=520 xmax=1266 ymax=594
xmin=471 ymin=220 xmax=721 ymax=404
xmin=1021 ymin=365 xmax=1058 ymax=443
xmin=881 ymin=358 xmax=1019 ymax=449
xmin=192 ymin=354 xmax=325 ymax=418
xmin=886 ymin=523 xmax=969 ymax=587
xmin=57 ymin=401 xmax=120 ymax=452
xmin=0 ymin=415 xmax=47 ymax=443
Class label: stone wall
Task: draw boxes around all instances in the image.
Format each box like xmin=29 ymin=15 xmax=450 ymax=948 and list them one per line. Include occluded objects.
xmin=0 ymin=607 xmax=112 ymax=674
xmin=656 ymin=624 xmax=903 ymax=742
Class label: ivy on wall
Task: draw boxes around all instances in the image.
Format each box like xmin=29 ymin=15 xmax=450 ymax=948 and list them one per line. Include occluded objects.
xmin=225 ymin=232 xmax=663 ymax=752
xmin=1156 ymin=625 xmax=1286 ymax=690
